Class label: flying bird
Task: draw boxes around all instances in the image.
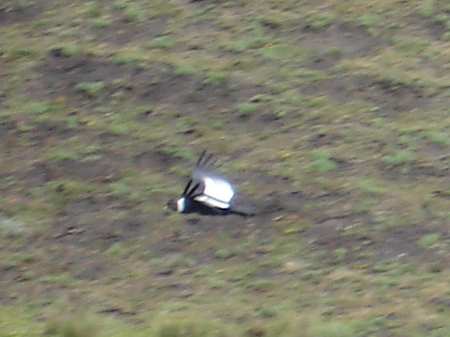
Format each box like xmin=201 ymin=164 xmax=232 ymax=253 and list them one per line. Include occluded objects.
xmin=166 ymin=151 xmax=255 ymax=216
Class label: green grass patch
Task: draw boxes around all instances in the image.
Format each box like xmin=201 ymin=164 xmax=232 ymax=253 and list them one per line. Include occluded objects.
xmin=75 ymin=81 xmax=106 ymax=97
xmin=236 ymin=102 xmax=260 ymax=117
xmin=422 ymin=130 xmax=450 ymax=147
xmin=309 ymin=150 xmax=337 ymax=172
xmin=148 ymin=36 xmax=175 ymax=50
xmin=417 ymin=233 xmax=441 ymax=248
xmin=0 ymin=305 xmax=43 ymax=337
xmin=380 ymin=149 xmax=415 ymax=167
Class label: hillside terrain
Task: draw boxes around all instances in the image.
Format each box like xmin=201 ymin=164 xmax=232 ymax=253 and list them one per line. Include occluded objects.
xmin=2 ymin=1 xmax=450 ymax=336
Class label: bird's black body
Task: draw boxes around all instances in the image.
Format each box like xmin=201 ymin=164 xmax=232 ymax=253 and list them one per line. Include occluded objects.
xmin=167 ymin=151 xmax=254 ymax=216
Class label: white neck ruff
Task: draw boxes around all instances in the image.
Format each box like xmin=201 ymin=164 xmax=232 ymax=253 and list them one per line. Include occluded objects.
xmin=177 ymin=197 xmax=186 ymax=213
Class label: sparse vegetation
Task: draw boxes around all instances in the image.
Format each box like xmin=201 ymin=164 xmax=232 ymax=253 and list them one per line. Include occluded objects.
xmin=0 ymin=217 xmax=24 ymax=238
xmin=148 ymin=36 xmax=174 ymax=50
xmin=418 ymin=233 xmax=441 ymax=248
xmin=309 ymin=150 xmax=337 ymax=172
xmin=44 ymin=309 xmax=101 ymax=337
xmin=2 ymin=0 xmax=450 ymax=336
xmin=237 ymin=102 xmax=260 ymax=117
xmin=380 ymin=149 xmax=415 ymax=167
xmin=75 ymin=82 xmax=106 ymax=97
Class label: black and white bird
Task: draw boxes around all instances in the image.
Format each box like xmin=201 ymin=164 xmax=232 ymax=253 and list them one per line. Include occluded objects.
xmin=166 ymin=151 xmax=255 ymax=216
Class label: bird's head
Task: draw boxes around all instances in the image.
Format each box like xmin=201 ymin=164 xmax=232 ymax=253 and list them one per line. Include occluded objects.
xmin=166 ymin=198 xmax=178 ymax=211
xmin=166 ymin=197 xmax=186 ymax=213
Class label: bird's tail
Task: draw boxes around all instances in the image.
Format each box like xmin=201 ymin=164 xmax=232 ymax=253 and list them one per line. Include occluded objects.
xmin=230 ymin=204 xmax=257 ymax=216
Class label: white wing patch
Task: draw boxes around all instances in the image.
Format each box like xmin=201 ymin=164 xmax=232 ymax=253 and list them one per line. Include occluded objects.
xmin=194 ymin=177 xmax=235 ymax=209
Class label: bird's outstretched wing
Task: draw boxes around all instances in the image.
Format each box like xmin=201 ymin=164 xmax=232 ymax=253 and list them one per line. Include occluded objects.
xmin=189 ymin=151 xmax=235 ymax=210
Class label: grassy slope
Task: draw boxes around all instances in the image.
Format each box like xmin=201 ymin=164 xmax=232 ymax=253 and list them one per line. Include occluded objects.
xmin=2 ymin=0 xmax=450 ymax=336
